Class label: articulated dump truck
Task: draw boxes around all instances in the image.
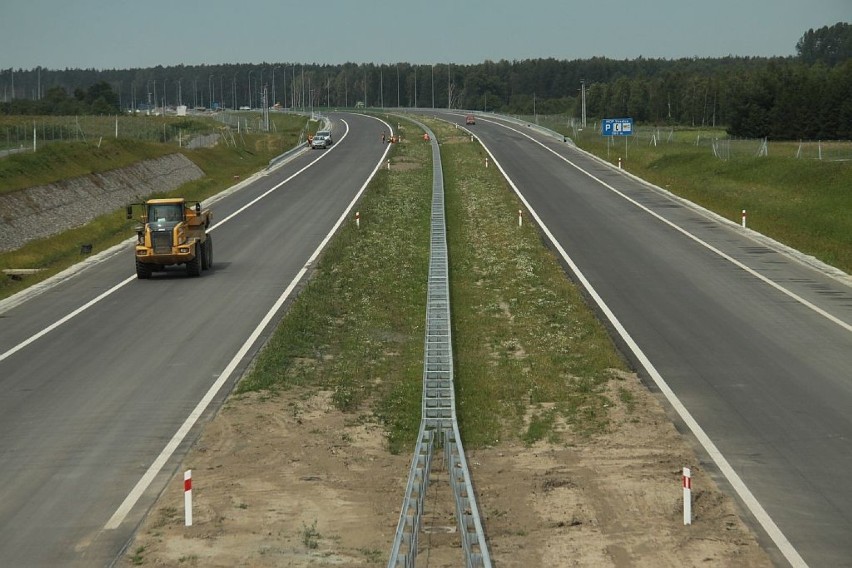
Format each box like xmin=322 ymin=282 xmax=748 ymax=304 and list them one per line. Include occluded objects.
xmin=126 ymin=198 xmax=213 ymax=279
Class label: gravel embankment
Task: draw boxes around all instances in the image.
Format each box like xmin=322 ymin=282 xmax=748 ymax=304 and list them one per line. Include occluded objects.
xmin=0 ymin=154 xmax=204 ymax=253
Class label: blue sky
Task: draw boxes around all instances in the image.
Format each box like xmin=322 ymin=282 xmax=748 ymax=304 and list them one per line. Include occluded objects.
xmin=1 ymin=0 xmax=849 ymax=70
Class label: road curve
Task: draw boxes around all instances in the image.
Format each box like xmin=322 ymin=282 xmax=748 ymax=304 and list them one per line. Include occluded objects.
xmin=420 ymin=110 xmax=852 ymax=568
xmin=0 ymin=112 xmax=392 ymax=567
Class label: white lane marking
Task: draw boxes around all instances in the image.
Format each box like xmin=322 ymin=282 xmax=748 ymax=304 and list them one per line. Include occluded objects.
xmin=104 ymin=116 xmax=393 ymax=529
xmin=211 ymin=120 xmax=350 ymax=229
xmin=0 ymin=121 xmax=352 ymax=365
xmin=484 ymin=117 xmax=850 ymax=334
xmin=0 ymin=276 xmax=136 ymax=364
xmin=475 ymin=121 xmax=809 ymax=568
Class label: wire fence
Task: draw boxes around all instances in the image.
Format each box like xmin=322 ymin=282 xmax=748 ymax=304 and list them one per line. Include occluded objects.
xmin=0 ymin=114 xmax=226 ymax=151
xmin=523 ymin=115 xmax=852 ymax=162
xmin=0 ymin=110 xmax=318 ymax=156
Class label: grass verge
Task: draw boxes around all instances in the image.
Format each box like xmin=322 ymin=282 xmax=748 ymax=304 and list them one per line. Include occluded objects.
xmin=237 ymin=116 xmax=628 ymax=452
xmin=0 ymin=114 xmax=311 ymax=301
xmin=570 ymin=128 xmax=852 ymax=274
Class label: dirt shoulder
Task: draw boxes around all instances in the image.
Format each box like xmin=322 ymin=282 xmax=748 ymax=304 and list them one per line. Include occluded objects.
xmin=120 ymin=369 xmax=773 ymax=567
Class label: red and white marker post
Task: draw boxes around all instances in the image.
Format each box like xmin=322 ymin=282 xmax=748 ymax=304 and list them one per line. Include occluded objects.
xmin=683 ymin=467 xmax=692 ymax=525
xmin=741 ymin=209 xmax=747 ymax=228
xmin=184 ymin=469 xmax=193 ymax=527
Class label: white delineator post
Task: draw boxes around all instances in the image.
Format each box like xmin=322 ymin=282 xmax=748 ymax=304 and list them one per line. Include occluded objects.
xmin=387 ymin=159 xmax=390 ymax=170
xmin=485 ymin=157 xmax=489 ymax=168
xmin=518 ymin=209 xmax=523 ymax=228
xmin=741 ymin=209 xmax=747 ymax=228
xmin=355 ymin=211 xmax=360 ymax=229
xmin=683 ymin=467 xmax=692 ymax=525
xmin=184 ymin=470 xmax=193 ymax=526
xmin=618 ymin=157 xmax=622 ymax=169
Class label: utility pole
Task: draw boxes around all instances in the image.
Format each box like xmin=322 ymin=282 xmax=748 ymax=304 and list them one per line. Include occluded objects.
xmin=431 ymin=65 xmax=434 ymax=108
xmin=262 ymin=85 xmax=269 ymax=131
xmin=447 ymin=63 xmax=451 ymax=109
xmin=272 ymin=66 xmax=279 ymax=107
xmin=581 ymin=79 xmax=587 ymax=128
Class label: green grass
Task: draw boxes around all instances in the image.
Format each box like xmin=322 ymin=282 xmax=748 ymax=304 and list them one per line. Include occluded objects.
xmin=0 ymin=115 xmax=310 ymax=301
xmin=437 ymin=121 xmax=626 ymax=446
xmin=0 ymin=138 xmax=177 ymax=194
xmin=236 ymin=122 xmax=432 ymax=453
xmin=130 ymin=546 xmax=145 ymax=566
xmin=301 ymin=520 xmax=321 ymax=549
xmin=568 ymin=127 xmax=852 ymax=274
xmin=0 ymin=114 xmax=310 ymax=193
xmin=237 ymin=116 xmax=628 ymax=451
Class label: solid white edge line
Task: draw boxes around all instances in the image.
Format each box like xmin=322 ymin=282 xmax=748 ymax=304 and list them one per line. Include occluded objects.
xmin=0 ymin=276 xmax=136 ymax=364
xmin=475 ymin=121 xmax=808 ymax=568
xmin=105 ymin=115 xmax=393 ymax=530
xmin=0 ymin=120 xmax=351 ymax=364
xmin=485 ymin=118 xmax=850 ymax=333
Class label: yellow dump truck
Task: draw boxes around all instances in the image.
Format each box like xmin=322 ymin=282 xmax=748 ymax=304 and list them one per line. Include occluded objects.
xmin=127 ymin=198 xmax=213 ymax=279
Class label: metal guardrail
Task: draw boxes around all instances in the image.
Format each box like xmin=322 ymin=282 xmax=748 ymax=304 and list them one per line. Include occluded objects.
xmin=387 ymin=119 xmax=492 ymax=568
xmin=387 ymin=425 xmax=434 ymax=567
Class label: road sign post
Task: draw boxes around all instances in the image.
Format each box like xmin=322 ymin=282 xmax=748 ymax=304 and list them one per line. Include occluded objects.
xmin=602 ymin=118 xmax=634 ymax=165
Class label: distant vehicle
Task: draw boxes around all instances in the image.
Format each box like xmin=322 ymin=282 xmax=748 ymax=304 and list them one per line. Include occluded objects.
xmin=311 ymin=130 xmax=333 ymax=149
xmin=465 ymin=114 xmax=476 ymax=125
xmin=239 ymin=106 xmax=251 ymax=111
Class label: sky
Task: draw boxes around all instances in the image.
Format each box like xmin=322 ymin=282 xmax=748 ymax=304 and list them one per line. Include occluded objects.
xmin=0 ymin=0 xmax=849 ymax=71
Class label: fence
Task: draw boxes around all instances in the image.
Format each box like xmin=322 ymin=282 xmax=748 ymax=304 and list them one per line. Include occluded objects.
xmin=0 ymin=114 xmax=226 ymax=153
xmin=521 ymin=114 xmax=852 ymax=162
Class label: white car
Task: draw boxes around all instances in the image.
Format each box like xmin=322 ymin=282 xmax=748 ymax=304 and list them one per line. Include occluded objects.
xmin=311 ymin=130 xmax=333 ymax=149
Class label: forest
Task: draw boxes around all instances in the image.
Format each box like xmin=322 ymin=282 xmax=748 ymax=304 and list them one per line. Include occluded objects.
xmin=1 ymin=22 xmax=849 ymax=140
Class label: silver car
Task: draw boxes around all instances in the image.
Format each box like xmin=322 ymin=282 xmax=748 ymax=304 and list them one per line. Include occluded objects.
xmin=311 ymin=130 xmax=333 ymax=149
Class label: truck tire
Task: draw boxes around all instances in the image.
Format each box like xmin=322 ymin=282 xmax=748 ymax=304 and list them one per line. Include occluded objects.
xmin=186 ymin=243 xmax=202 ymax=277
xmin=199 ymin=237 xmax=208 ymax=271
xmin=136 ymin=259 xmax=152 ymax=279
xmin=204 ymin=236 xmax=213 ymax=270
xmin=201 ymin=236 xmax=212 ymax=270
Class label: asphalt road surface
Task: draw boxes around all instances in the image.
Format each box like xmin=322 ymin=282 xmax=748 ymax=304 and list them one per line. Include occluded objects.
xmin=0 ymin=112 xmax=392 ymax=567
xmin=425 ymin=111 xmax=852 ymax=568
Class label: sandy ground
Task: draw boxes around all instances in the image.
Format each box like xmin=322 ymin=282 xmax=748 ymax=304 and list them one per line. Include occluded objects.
xmin=119 ymin=368 xmax=774 ymax=568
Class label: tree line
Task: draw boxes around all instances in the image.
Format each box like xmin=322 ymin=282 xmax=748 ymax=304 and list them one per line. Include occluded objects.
xmin=1 ymin=22 xmax=848 ymax=140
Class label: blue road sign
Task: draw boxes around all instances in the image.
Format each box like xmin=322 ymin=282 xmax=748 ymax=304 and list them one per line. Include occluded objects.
xmin=602 ymin=118 xmax=633 ymax=136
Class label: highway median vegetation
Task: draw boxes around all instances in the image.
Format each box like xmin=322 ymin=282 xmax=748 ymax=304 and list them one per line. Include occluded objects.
xmin=237 ymin=116 xmax=629 ymax=452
